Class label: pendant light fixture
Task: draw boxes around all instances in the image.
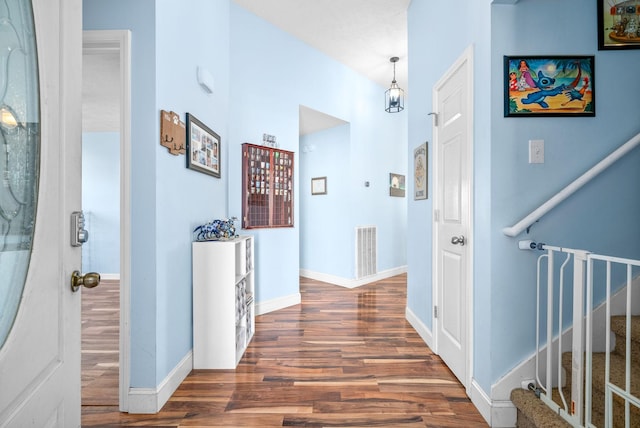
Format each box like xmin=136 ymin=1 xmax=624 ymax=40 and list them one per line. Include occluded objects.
xmin=385 ymin=56 xmax=404 ymax=113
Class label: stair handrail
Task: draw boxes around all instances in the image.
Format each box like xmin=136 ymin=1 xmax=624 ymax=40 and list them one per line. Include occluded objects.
xmin=503 ymin=131 xmax=640 ymax=237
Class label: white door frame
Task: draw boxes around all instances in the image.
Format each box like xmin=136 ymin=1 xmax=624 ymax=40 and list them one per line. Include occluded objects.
xmin=431 ymin=45 xmax=474 ymax=392
xmin=82 ymin=30 xmax=132 ymax=412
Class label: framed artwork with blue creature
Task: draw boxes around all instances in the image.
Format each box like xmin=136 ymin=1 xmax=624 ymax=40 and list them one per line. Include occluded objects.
xmin=504 ymin=56 xmax=595 ymax=117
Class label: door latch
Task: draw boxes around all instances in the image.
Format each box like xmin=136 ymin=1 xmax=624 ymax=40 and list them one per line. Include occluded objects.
xmin=70 ymin=211 xmax=89 ymax=247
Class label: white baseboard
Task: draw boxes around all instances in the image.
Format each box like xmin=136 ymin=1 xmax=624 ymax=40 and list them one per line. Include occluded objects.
xmin=127 ymin=350 xmax=192 ymax=414
xmin=299 ymin=265 xmax=407 ymax=289
xmin=100 ymin=273 xmax=120 ymax=281
xmin=470 ymin=380 xmax=516 ymax=427
xmin=470 ymin=380 xmax=493 ymax=425
xmin=405 ymin=306 xmax=433 ymax=349
xmin=255 ymin=292 xmax=301 ymax=316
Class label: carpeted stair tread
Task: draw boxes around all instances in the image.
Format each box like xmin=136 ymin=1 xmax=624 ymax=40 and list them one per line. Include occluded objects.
xmin=562 ymin=351 xmax=640 ymax=399
xmin=611 ymin=316 xmax=640 ymax=344
xmin=511 ymin=388 xmax=572 ymax=428
xmin=611 ymin=316 xmax=640 ymax=365
xmin=512 ymin=316 xmax=640 ymax=427
xmin=562 ymin=351 xmax=640 ymax=427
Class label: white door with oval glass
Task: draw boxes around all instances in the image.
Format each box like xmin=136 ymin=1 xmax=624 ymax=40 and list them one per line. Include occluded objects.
xmin=0 ymin=0 xmax=84 ymax=426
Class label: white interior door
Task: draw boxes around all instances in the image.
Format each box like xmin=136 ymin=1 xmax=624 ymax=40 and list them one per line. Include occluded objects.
xmin=0 ymin=0 xmax=82 ymax=426
xmin=433 ymin=47 xmax=473 ymax=388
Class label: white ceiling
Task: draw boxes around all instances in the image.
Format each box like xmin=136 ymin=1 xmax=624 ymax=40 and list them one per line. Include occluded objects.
xmin=83 ymin=1 xmax=409 ymax=135
xmin=234 ymin=0 xmax=409 ymax=135
xmin=232 ymin=0 xmax=409 ymax=89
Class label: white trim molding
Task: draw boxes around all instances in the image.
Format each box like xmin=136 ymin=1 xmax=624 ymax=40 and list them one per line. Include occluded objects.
xmin=255 ymin=293 xmax=301 ymax=316
xmin=127 ymin=351 xmax=192 ymax=414
xmin=468 ymin=380 xmax=517 ymax=428
xmin=299 ymin=266 xmax=407 ymax=289
xmin=405 ymin=306 xmax=433 ymax=349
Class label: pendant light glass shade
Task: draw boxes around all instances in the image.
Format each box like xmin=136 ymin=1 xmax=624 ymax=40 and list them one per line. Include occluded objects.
xmin=385 ymin=57 xmax=404 ymax=113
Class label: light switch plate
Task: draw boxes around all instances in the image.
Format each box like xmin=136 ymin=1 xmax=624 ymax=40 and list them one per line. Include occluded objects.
xmin=529 ymin=139 xmax=544 ymax=164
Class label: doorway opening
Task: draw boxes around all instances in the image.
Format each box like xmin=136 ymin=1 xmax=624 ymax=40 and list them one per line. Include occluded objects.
xmin=298 ymin=106 xmax=351 ymax=281
xmin=81 ymin=30 xmax=132 ymax=412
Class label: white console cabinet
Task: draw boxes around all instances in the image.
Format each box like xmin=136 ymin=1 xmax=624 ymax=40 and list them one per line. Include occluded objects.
xmin=192 ymin=236 xmax=254 ymax=369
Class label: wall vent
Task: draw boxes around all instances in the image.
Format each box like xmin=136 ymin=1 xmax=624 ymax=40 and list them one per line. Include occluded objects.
xmin=355 ymin=226 xmax=377 ymax=279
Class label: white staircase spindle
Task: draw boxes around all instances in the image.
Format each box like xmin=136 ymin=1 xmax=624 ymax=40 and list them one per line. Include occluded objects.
xmin=546 ymin=248 xmax=554 ymax=399
xmin=571 ymin=251 xmax=588 ymax=425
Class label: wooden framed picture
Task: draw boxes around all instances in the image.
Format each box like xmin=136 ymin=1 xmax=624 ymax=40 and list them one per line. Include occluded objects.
xmin=504 ymin=56 xmax=595 ymax=117
xmin=186 ymin=113 xmax=221 ymax=178
xmin=311 ymin=177 xmax=327 ymax=195
xmin=598 ymin=0 xmax=640 ymax=50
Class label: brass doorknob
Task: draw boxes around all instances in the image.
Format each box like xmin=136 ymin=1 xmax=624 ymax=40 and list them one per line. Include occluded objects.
xmin=70 ymin=270 xmax=101 ymax=292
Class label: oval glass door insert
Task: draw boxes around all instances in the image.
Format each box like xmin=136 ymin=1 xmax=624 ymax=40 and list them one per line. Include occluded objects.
xmin=0 ymin=0 xmax=41 ymax=349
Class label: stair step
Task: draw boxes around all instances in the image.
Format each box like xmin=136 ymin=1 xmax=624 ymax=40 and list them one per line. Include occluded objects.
xmin=562 ymin=351 xmax=640 ymax=427
xmin=562 ymin=352 xmax=640 ymax=399
xmin=513 ymin=317 xmax=640 ymax=427
xmin=511 ymin=388 xmax=572 ymax=428
xmin=611 ymin=316 xmax=640 ymax=365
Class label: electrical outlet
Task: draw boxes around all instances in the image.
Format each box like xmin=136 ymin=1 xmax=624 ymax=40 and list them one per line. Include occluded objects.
xmin=529 ymin=139 xmax=544 ymax=164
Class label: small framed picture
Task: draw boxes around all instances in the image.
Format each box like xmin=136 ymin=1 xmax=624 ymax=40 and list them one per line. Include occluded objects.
xmin=414 ymin=143 xmax=427 ymax=200
xmin=598 ymin=0 xmax=640 ymax=50
xmin=389 ymin=173 xmax=405 ymax=197
xmin=311 ymin=177 xmax=327 ymax=195
xmin=504 ymin=56 xmax=595 ymax=117
xmin=186 ymin=113 xmax=221 ymax=178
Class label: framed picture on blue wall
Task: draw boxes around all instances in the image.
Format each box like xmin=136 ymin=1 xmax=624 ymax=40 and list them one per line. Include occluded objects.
xmin=504 ymin=56 xmax=595 ymax=117
xmin=389 ymin=173 xmax=405 ymax=197
xmin=413 ymin=143 xmax=427 ymax=200
xmin=598 ymin=0 xmax=640 ymax=50
xmin=311 ymin=177 xmax=327 ymax=195
xmin=186 ymin=113 xmax=221 ymax=178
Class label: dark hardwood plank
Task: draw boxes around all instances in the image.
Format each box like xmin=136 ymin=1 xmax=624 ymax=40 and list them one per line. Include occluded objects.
xmin=82 ymin=278 xmax=120 ymax=406
xmin=82 ymin=274 xmax=487 ymax=427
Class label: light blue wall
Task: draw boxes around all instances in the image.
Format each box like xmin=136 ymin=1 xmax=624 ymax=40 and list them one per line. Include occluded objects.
xmin=154 ymin=0 xmax=230 ymax=387
xmin=84 ymin=0 xmax=158 ymax=387
xmin=84 ymin=0 xmax=407 ymax=391
xmin=406 ymin=0 xmax=493 ymax=390
xmin=300 ymin=124 xmax=352 ymax=278
xmin=490 ymin=0 xmax=640 ymax=390
xmin=407 ymin=0 xmax=640 ymax=397
xmin=82 ymin=132 xmax=120 ymax=274
xmin=228 ymin=4 xmax=407 ymax=303
xmin=84 ymin=0 xmax=231 ymax=388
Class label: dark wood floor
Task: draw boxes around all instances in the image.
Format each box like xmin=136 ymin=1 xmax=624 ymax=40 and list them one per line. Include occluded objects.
xmin=82 ymin=278 xmax=120 ymax=406
xmin=82 ymin=274 xmax=487 ymax=427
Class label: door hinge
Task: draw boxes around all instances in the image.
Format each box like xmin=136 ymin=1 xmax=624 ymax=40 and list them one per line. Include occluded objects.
xmin=434 ymin=209 xmax=439 ymax=222
xmin=434 ymin=305 xmax=438 ymax=319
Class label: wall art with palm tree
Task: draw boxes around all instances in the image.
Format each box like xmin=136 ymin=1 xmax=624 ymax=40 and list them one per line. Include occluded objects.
xmin=504 ymin=56 xmax=595 ymax=117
